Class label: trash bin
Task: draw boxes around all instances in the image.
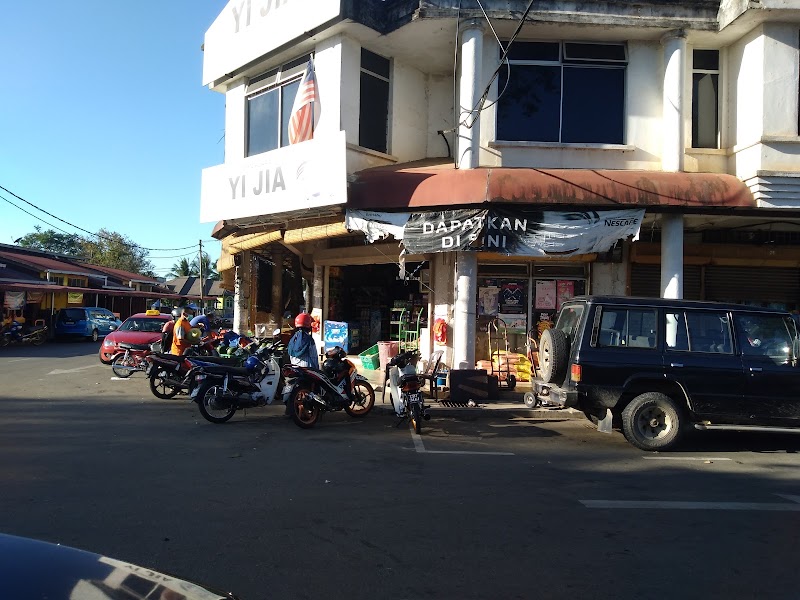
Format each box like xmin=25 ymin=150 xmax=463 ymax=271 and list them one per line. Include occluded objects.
xmin=377 ymin=341 xmax=400 ymax=374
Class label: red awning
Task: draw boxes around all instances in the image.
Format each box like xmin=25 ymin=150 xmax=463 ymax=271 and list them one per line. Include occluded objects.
xmin=347 ymin=163 xmax=756 ymax=211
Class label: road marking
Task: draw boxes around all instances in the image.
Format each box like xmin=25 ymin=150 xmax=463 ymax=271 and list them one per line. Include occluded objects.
xmin=642 ymin=456 xmax=732 ymax=461
xmin=581 ymin=494 xmax=800 ymax=511
xmin=48 ymin=364 xmax=104 ymax=375
xmin=8 ymin=358 xmax=33 ymax=363
xmin=409 ymin=429 xmax=514 ymax=455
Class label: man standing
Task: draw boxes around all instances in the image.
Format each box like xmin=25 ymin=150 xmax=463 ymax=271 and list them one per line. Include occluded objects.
xmin=171 ymin=305 xmax=196 ymax=355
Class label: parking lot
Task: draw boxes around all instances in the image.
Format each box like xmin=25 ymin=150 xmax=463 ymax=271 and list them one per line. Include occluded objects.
xmin=2 ymin=342 xmax=800 ymax=599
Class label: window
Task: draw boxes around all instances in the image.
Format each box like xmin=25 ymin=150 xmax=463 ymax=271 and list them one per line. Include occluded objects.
xmin=359 ymin=48 xmax=390 ymax=153
xmin=554 ymin=304 xmax=584 ymax=344
xmin=595 ymin=307 xmax=656 ymax=348
xmin=666 ymin=310 xmax=733 ymax=353
xmin=497 ymin=41 xmax=626 ymax=144
xmin=692 ymin=49 xmax=720 ymax=149
xmin=67 ymin=278 xmax=83 ymax=287
xmin=734 ymin=313 xmax=794 ymax=362
xmin=246 ymin=55 xmax=309 ymax=157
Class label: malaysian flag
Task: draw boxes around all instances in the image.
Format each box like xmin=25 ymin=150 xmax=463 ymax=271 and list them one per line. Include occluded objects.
xmin=288 ymin=59 xmax=320 ymax=144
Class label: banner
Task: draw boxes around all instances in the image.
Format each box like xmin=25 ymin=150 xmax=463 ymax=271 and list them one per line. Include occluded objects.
xmin=401 ymin=208 xmax=644 ymax=257
xmin=68 ymin=293 xmax=84 ymax=304
xmin=345 ymin=209 xmax=410 ymax=242
xmin=4 ymin=291 xmax=25 ymax=310
xmin=26 ymin=292 xmax=44 ymax=304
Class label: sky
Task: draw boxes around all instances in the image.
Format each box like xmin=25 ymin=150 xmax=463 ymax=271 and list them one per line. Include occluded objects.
xmin=0 ymin=1 xmax=229 ymax=279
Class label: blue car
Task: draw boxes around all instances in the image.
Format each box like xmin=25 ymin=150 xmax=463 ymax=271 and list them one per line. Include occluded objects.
xmin=54 ymin=307 xmax=122 ymax=342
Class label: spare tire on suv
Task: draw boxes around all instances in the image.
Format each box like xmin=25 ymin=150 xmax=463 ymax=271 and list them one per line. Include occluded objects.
xmin=539 ymin=328 xmax=569 ymax=383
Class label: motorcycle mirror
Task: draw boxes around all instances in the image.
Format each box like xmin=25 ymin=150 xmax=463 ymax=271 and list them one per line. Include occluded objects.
xmin=273 ymin=328 xmax=281 ymax=337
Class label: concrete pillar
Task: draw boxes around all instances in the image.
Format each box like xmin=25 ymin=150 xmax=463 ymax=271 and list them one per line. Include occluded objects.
xmin=661 ymin=30 xmax=687 ymax=172
xmin=451 ymin=19 xmax=483 ymax=370
xmin=313 ymin=264 xmax=324 ymax=312
xmin=660 ymin=214 xmax=684 ymax=299
xmin=233 ymin=250 xmax=251 ymax=334
xmin=457 ymin=19 xmax=484 ymax=169
xmin=453 ymin=251 xmax=477 ymax=369
xmin=271 ymin=250 xmax=284 ymax=326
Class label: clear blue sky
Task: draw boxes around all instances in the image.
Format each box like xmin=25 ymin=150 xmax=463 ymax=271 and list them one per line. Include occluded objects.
xmin=0 ymin=1 xmax=228 ymax=278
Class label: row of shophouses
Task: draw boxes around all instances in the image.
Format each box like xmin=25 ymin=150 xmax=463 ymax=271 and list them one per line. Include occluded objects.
xmin=0 ymin=244 xmax=231 ymax=327
xmin=202 ymin=0 xmax=800 ymax=369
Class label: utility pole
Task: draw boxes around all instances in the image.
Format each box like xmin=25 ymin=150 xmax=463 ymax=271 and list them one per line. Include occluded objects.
xmin=199 ymin=239 xmax=204 ymax=313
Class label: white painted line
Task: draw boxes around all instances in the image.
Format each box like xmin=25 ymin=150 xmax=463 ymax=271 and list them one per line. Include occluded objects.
xmin=48 ymin=364 xmax=103 ymax=375
xmin=581 ymin=498 xmax=800 ymax=511
xmin=642 ymin=456 xmax=732 ymax=461
xmin=409 ymin=429 xmax=514 ymax=455
xmin=8 ymin=358 xmax=33 ymax=363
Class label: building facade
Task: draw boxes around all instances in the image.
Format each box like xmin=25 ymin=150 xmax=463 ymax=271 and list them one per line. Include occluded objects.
xmin=200 ymin=0 xmax=800 ymax=371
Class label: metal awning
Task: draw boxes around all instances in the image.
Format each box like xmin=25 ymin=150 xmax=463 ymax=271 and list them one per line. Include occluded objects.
xmin=347 ymin=162 xmax=756 ymax=211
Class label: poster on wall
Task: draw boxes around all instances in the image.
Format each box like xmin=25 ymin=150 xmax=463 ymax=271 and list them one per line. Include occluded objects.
xmin=478 ymin=286 xmax=500 ymax=316
xmin=535 ymin=280 xmax=557 ymax=310
xmin=500 ymin=281 xmax=526 ymax=314
xmin=535 ymin=312 xmax=554 ymax=339
xmin=68 ymin=293 xmax=84 ymax=304
xmin=323 ymin=320 xmax=348 ymax=352
xmin=556 ymin=280 xmax=574 ymax=309
xmin=499 ymin=313 xmax=527 ymax=334
xmin=3 ymin=291 xmax=25 ymax=310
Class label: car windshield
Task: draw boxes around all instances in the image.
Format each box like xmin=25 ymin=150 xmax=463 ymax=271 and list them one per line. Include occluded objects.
xmin=118 ymin=318 xmax=165 ymax=333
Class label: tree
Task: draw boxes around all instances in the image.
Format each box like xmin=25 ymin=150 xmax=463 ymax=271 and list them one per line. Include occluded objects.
xmin=192 ymin=252 xmax=219 ymax=281
xmin=16 ymin=226 xmax=83 ymax=255
xmin=80 ymin=228 xmax=155 ymax=277
xmin=167 ymin=258 xmax=194 ymax=278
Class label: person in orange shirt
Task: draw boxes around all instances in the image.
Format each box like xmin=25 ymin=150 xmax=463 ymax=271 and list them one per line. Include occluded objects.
xmin=170 ymin=305 xmax=196 ymax=355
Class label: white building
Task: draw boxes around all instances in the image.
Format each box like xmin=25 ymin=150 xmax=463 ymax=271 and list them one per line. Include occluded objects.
xmin=200 ymin=0 xmax=800 ymax=375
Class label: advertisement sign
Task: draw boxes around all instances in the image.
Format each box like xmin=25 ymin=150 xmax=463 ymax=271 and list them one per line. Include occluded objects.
xmin=401 ymin=208 xmax=644 ymax=257
xmin=556 ymin=280 xmax=575 ymax=309
xmin=203 ymin=0 xmax=343 ymax=86
xmin=323 ymin=320 xmax=348 ymax=352
xmin=3 ymin=291 xmax=24 ymax=310
xmin=535 ymin=280 xmax=557 ymax=310
xmin=500 ymin=281 xmax=526 ymax=314
xmin=200 ymin=130 xmax=347 ymax=223
xmin=68 ymin=293 xmax=84 ymax=304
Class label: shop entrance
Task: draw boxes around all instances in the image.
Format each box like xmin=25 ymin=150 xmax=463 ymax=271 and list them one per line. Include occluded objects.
xmin=326 ymin=263 xmax=428 ymax=353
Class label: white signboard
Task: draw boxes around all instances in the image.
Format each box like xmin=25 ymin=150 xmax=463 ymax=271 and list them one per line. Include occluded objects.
xmin=203 ymin=0 xmax=343 ymax=86
xmin=200 ymin=130 xmax=347 ymax=223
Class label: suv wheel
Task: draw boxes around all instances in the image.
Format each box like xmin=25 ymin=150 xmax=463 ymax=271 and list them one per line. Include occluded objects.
xmin=621 ymin=392 xmax=682 ymax=451
xmin=539 ymin=328 xmax=569 ymax=383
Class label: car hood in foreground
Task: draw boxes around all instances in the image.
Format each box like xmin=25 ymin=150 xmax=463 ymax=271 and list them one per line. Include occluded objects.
xmin=0 ymin=533 xmax=240 ymax=599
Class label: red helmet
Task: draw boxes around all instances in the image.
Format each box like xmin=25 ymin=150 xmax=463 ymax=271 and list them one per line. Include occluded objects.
xmin=295 ymin=313 xmax=312 ymax=328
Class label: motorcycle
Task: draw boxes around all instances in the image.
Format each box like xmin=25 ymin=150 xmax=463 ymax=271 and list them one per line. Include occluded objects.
xmin=190 ymin=331 xmax=285 ymax=423
xmin=145 ymin=333 xmax=280 ymax=400
xmin=0 ymin=323 xmax=47 ymax=347
xmin=386 ymin=349 xmax=429 ymax=434
xmin=282 ymin=346 xmax=376 ymax=429
xmin=111 ymin=342 xmax=159 ymax=378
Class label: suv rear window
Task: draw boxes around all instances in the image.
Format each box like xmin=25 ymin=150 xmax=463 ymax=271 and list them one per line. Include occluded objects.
xmin=554 ymin=304 xmax=584 ymax=343
xmin=60 ymin=309 xmax=86 ymax=321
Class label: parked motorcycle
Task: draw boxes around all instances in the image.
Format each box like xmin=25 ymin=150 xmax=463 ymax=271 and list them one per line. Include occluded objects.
xmin=386 ymin=349 xmax=429 ymax=434
xmin=190 ymin=331 xmax=285 ymax=423
xmin=145 ymin=334 xmax=275 ymax=400
xmin=282 ymin=346 xmax=375 ymax=429
xmin=111 ymin=342 xmax=159 ymax=378
xmin=0 ymin=323 xmax=47 ymax=347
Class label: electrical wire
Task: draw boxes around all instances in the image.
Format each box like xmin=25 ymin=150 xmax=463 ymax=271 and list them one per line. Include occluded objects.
xmin=0 ymin=183 xmax=199 ymax=252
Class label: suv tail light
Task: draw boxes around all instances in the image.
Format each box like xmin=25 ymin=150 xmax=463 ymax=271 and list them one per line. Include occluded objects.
xmin=570 ymin=363 xmax=582 ymax=383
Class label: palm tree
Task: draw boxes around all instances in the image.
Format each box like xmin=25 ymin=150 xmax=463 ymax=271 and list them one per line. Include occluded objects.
xmin=167 ymin=258 xmax=193 ymax=278
xmin=191 ymin=252 xmax=219 ymax=281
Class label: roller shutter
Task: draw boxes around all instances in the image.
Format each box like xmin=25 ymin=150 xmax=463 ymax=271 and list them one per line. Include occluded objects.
xmin=705 ymin=266 xmax=800 ymax=303
xmin=630 ymin=264 xmax=702 ymax=300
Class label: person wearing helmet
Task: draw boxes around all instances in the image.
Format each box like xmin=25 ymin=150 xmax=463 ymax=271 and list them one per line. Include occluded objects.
xmin=160 ymin=308 xmax=181 ymax=351
xmin=171 ymin=304 xmax=197 ymax=355
xmin=287 ymin=312 xmax=319 ymax=369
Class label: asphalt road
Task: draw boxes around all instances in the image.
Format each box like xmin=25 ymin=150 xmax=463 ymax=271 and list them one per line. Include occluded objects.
xmin=1 ymin=342 xmax=800 ymax=599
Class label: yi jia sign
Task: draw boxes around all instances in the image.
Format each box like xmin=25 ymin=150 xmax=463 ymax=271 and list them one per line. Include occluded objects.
xmin=401 ymin=208 xmax=644 ymax=257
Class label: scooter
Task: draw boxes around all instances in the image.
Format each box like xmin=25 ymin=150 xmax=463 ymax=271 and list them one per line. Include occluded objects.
xmin=0 ymin=322 xmax=48 ymax=347
xmin=189 ymin=331 xmax=285 ymax=423
xmin=386 ymin=350 xmax=429 ymax=433
xmin=282 ymin=346 xmax=375 ymax=429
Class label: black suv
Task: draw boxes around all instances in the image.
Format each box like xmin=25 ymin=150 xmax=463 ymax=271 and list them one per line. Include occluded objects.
xmin=532 ymin=296 xmax=800 ymax=451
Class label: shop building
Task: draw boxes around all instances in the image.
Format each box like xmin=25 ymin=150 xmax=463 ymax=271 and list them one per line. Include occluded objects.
xmin=200 ymin=0 xmax=800 ymax=371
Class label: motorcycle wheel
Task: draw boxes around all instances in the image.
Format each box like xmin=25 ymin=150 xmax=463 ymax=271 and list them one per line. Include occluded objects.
xmin=344 ymin=381 xmax=375 ymax=418
xmin=32 ymin=331 xmax=46 ymax=346
xmin=290 ymin=386 xmax=321 ymax=429
xmin=149 ymin=369 xmax=180 ymax=399
xmin=196 ymin=381 xmax=237 ymax=424
xmin=112 ymin=355 xmax=135 ymax=378
xmin=410 ymin=402 xmax=422 ymax=435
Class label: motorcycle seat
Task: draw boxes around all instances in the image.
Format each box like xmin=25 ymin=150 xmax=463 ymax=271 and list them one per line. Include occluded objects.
xmin=399 ymin=374 xmax=421 ymax=386
xmin=119 ymin=343 xmax=151 ymax=351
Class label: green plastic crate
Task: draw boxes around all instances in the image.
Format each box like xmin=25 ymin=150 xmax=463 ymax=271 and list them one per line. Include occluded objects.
xmin=358 ymin=344 xmax=380 ymax=370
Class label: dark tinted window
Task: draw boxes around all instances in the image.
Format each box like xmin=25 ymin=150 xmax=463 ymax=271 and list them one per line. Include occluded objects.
xmin=596 ymin=307 xmax=656 ymax=348
xmin=505 ymin=41 xmax=559 ymax=62
xmin=562 ymin=67 xmax=625 ymax=144
xmin=359 ymin=69 xmax=390 ymax=153
xmin=693 ymin=49 xmax=719 ymax=70
xmin=497 ymin=65 xmax=560 ymax=142
xmin=61 ymin=309 xmax=86 ymax=321
xmin=361 ymin=49 xmax=390 ymax=78
xmin=247 ymin=88 xmax=279 ymax=155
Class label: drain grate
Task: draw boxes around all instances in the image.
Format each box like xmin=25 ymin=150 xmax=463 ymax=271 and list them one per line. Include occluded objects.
xmin=436 ymin=401 xmax=474 ymax=408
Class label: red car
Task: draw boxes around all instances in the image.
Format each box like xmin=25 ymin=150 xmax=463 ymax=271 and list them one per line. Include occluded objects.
xmin=98 ymin=310 xmax=171 ymax=364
